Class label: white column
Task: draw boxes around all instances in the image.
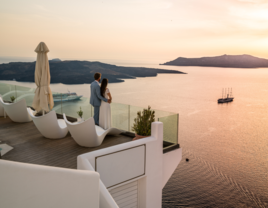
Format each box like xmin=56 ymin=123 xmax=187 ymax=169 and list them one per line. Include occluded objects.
xmin=143 ymin=122 xmax=163 ymax=208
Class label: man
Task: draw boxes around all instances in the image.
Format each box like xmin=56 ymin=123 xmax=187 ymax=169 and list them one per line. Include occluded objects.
xmin=90 ymin=73 xmax=111 ymax=125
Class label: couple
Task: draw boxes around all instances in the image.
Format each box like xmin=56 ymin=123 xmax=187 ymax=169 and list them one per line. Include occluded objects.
xmin=90 ymin=72 xmax=112 ymax=129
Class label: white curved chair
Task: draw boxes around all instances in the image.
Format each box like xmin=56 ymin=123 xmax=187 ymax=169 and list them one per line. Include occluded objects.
xmin=27 ymin=109 xmax=68 ymax=139
xmin=63 ymin=114 xmax=122 ymax=147
xmin=0 ymin=97 xmax=32 ymax=122
xmin=0 ymin=95 xmax=5 ymax=117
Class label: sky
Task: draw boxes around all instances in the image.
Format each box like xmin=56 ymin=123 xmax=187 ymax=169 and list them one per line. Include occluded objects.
xmin=1 ymin=0 xmax=268 ymax=62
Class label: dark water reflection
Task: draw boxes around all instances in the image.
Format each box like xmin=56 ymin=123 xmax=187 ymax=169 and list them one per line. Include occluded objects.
xmin=157 ymin=67 xmax=268 ymax=207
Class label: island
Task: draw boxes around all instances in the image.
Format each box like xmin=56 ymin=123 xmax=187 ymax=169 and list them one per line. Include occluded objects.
xmin=161 ymin=54 xmax=268 ymax=68
xmin=0 ymin=60 xmax=185 ymax=84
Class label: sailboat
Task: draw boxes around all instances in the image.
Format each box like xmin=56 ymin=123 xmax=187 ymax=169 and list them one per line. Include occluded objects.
xmin=218 ymin=88 xmax=234 ymax=103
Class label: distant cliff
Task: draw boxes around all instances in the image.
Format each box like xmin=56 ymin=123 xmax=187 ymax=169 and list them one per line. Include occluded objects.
xmin=0 ymin=60 xmax=185 ymax=84
xmin=161 ymin=54 xmax=268 ymax=68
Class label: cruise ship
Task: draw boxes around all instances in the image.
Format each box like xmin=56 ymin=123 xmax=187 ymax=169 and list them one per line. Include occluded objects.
xmin=53 ymin=91 xmax=83 ymax=102
xmin=0 ymin=82 xmax=182 ymax=208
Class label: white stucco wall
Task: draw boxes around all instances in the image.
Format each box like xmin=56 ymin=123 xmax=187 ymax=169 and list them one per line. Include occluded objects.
xmin=78 ymin=121 xmax=182 ymax=208
xmin=0 ymin=160 xmax=100 ymax=208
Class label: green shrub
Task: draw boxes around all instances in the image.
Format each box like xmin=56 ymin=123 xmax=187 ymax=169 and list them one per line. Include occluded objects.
xmin=77 ymin=107 xmax=83 ymax=118
xmin=132 ymin=106 xmax=155 ymax=136
xmin=10 ymin=96 xmax=16 ymax=102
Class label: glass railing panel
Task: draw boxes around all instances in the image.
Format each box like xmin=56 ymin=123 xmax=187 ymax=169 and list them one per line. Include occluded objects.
xmin=158 ymin=114 xmax=178 ymax=146
xmin=0 ymin=83 xmax=16 ymax=102
xmin=51 ymin=92 xmax=63 ymax=115
xmin=0 ymin=82 xmax=179 ymax=147
xmin=15 ymin=85 xmax=35 ymax=106
xmin=154 ymin=109 xmax=175 ymax=121
xmin=0 ymin=83 xmax=11 ymax=96
xmin=111 ymin=102 xmax=129 ymax=131
xmin=130 ymin=105 xmax=177 ymax=133
xmin=60 ymin=96 xmax=92 ymax=121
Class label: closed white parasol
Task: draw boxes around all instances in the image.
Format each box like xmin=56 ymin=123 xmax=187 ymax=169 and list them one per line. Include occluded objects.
xmin=32 ymin=42 xmax=54 ymax=113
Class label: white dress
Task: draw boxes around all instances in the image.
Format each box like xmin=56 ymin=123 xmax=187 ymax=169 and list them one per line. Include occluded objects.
xmin=99 ymin=88 xmax=111 ymax=129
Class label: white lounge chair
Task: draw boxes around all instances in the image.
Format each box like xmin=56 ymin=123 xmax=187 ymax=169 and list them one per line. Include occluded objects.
xmin=28 ymin=109 xmax=68 ymax=139
xmin=63 ymin=114 xmax=122 ymax=147
xmin=0 ymin=95 xmax=5 ymax=117
xmin=0 ymin=97 xmax=32 ymax=122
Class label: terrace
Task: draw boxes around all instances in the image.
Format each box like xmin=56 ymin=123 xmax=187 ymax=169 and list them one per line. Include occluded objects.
xmin=0 ymin=82 xmax=179 ymax=166
xmin=0 ymin=82 xmax=181 ymax=208
xmin=0 ymin=116 xmax=133 ymax=169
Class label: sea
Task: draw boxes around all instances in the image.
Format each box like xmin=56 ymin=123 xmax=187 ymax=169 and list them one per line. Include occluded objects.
xmin=1 ymin=57 xmax=268 ymax=207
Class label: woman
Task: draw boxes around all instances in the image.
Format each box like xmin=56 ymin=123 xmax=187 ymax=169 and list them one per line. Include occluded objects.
xmin=99 ymin=78 xmax=112 ymax=129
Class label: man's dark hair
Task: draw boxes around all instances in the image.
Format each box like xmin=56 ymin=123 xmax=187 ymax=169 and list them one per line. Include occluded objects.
xmin=94 ymin=73 xmax=101 ymax=80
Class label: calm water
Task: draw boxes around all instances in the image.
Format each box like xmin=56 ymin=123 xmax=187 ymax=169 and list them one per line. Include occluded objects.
xmin=1 ymin=58 xmax=268 ymax=207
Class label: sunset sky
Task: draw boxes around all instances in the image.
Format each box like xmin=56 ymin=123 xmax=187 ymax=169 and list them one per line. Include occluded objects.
xmin=1 ymin=0 xmax=268 ymax=62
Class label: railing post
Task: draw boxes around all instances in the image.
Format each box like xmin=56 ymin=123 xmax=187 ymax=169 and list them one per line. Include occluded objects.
xmin=177 ymin=114 xmax=179 ymax=144
xmin=15 ymin=85 xmax=17 ymax=102
xmin=128 ymin=105 xmax=130 ymax=132
xmin=61 ymin=93 xmax=62 ymax=114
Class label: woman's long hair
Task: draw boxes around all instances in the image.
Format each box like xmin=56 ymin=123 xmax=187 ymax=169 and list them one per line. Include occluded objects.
xmin=100 ymin=78 xmax=108 ymax=97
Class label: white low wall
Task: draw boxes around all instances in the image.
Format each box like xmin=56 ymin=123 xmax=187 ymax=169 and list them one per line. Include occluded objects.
xmin=0 ymin=160 xmax=100 ymax=208
xmin=162 ymin=148 xmax=182 ymax=188
xmin=96 ymin=145 xmax=145 ymax=188
xmin=77 ymin=121 xmax=182 ymax=208
xmin=78 ymin=122 xmax=166 ymax=208
xmin=78 ymin=158 xmax=119 ymax=208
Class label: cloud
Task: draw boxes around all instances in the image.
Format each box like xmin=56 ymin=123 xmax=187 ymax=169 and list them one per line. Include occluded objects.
xmin=229 ymin=4 xmax=268 ymax=27
xmin=238 ymin=0 xmax=266 ymax=3
xmin=230 ymin=6 xmax=268 ymax=19
xmin=34 ymin=4 xmax=50 ymax=12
